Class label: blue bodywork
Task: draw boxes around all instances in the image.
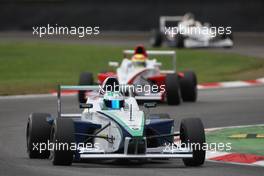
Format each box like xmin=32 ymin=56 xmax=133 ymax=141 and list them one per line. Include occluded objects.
xmin=46 ymin=115 xmax=174 ymax=156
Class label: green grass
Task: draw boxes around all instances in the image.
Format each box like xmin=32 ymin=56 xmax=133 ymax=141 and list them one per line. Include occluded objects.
xmin=0 ymin=41 xmax=264 ymax=95
xmin=206 ymin=126 xmax=264 ymax=156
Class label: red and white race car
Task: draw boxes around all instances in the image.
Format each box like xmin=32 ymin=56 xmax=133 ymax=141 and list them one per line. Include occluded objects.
xmin=78 ymin=45 xmax=197 ymax=105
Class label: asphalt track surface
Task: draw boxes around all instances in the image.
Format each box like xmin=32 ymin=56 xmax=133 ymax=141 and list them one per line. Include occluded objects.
xmin=0 ymin=85 xmax=264 ymax=176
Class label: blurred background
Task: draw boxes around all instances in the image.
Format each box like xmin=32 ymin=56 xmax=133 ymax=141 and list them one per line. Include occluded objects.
xmin=0 ymin=0 xmax=264 ymax=31
xmin=0 ymin=0 xmax=264 ymax=95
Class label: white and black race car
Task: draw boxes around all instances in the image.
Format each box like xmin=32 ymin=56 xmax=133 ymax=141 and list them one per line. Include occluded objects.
xmin=150 ymin=13 xmax=233 ymax=48
xmin=26 ymin=77 xmax=206 ymax=166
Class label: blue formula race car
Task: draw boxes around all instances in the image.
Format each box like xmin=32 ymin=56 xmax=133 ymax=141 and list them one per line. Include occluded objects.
xmin=26 ymin=77 xmax=206 ymax=166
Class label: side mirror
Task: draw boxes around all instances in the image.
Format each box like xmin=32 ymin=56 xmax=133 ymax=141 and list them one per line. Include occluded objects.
xmin=80 ymin=103 xmax=93 ymax=109
xmin=109 ymin=61 xmax=119 ymax=67
xmin=143 ymin=102 xmax=157 ymax=108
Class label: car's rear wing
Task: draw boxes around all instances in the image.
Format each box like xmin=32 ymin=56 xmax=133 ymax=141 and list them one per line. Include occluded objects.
xmin=123 ymin=50 xmax=177 ymax=72
xmin=159 ymin=16 xmax=183 ymax=33
xmin=57 ymin=85 xmax=162 ymax=118
xmin=57 ymin=85 xmax=99 ymax=118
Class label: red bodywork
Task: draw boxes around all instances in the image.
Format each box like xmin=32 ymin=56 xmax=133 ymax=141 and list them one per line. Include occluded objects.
xmin=97 ymin=71 xmax=184 ymax=102
xmin=97 ymin=71 xmax=184 ymax=86
xmin=97 ymin=72 xmax=117 ymax=84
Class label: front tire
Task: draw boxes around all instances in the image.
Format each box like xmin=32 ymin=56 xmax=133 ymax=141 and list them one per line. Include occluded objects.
xmin=26 ymin=113 xmax=51 ymax=159
xmin=180 ymin=71 xmax=197 ymax=102
xmin=78 ymin=72 xmax=93 ymax=104
xmin=50 ymin=118 xmax=75 ymax=166
xmin=180 ymin=118 xmax=206 ymax=166
xmin=165 ymin=74 xmax=181 ymax=105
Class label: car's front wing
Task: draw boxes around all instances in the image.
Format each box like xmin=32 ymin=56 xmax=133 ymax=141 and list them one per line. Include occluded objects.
xmin=78 ymin=146 xmax=193 ymax=159
xmin=80 ymin=153 xmax=192 ymax=159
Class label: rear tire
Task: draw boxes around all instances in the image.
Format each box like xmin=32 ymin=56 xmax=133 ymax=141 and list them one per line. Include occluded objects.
xmin=221 ymin=32 xmax=233 ymax=41
xmin=180 ymin=118 xmax=205 ymax=166
xmin=222 ymin=32 xmax=234 ymax=49
xmin=180 ymin=71 xmax=197 ymax=102
xmin=150 ymin=29 xmax=163 ymax=47
xmin=165 ymin=74 xmax=181 ymax=105
xmin=78 ymin=72 xmax=93 ymax=104
xmin=26 ymin=113 xmax=51 ymax=159
xmin=50 ymin=118 xmax=75 ymax=166
xmin=174 ymin=34 xmax=185 ymax=48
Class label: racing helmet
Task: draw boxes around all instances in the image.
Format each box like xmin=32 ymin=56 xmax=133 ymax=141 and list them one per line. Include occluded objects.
xmin=131 ymin=54 xmax=147 ymax=67
xmin=103 ymin=92 xmax=125 ymax=109
xmin=134 ymin=45 xmax=148 ymax=57
xmin=131 ymin=45 xmax=148 ymax=67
